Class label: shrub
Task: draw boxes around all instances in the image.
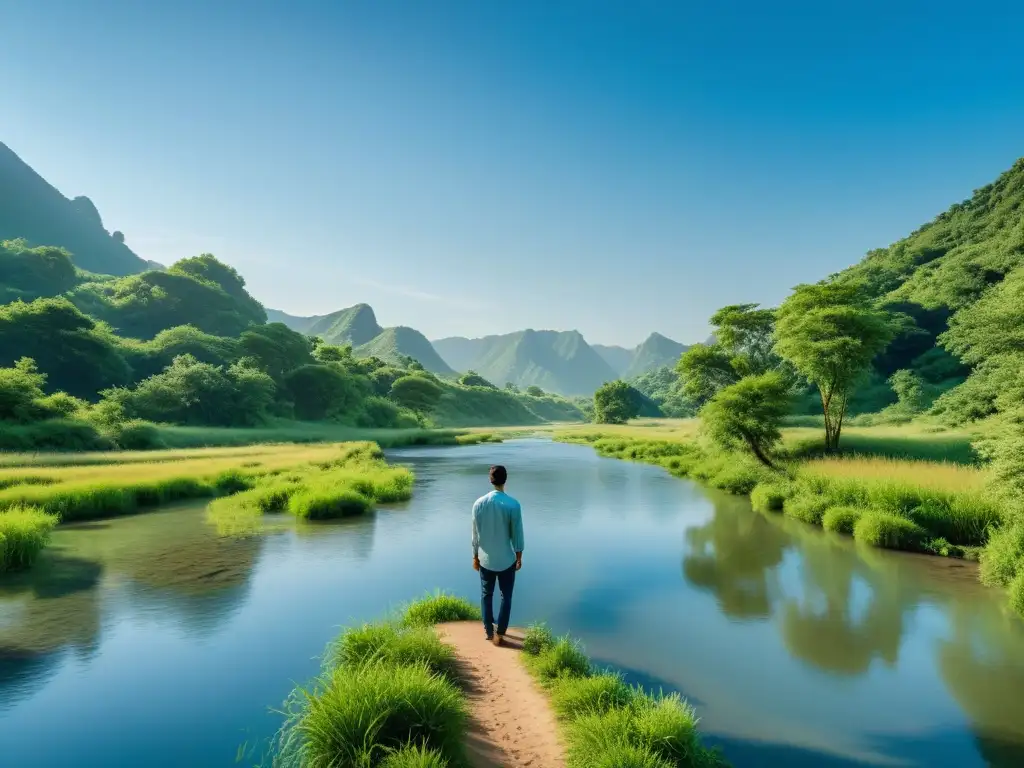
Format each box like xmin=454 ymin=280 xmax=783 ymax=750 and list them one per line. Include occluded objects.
xmin=528 ymin=637 xmax=591 ymax=683
xmin=631 ymin=692 xmax=703 ymax=766
xmin=330 ymin=622 xmax=459 ymax=681
xmin=382 ymin=744 xmax=449 ymax=768
xmin=785 ymin=494 xmax=830 ymax=525
xmin=523 ymin=623 xmax=556 ymax=656
xmin=821 ymin=506 xmax=865 ymax=534
xmin=550 ymin=672 xmax=634 ymax=720
xmin=288 ymin=486 xmax=372 ymax=519
xmin=211 ymin=468 xmax=256 ymax=494
xmin=853 ymin=511 xmax=926 ymax=551
xmin=402 ymin=592 xmax=481 ymax=627
xmin=708 ymin=463 xmax=765 ymax=495
xmin=109 ymin=419 xmax=165 ymax=450
xmin=1009 ymin=570 xmax=1024 ymax=617
xmin=750 ymin=482 xmax=791 ymax=513
xmin=979 ymin=521 xmax=1024 ymax=587
xmin=282 ymin=662 xmax=467 ymax=767
xmin=565 ymin=710 xmax=672 ymax=768
xmin=0 ymin=505 xmax=58 ymax=571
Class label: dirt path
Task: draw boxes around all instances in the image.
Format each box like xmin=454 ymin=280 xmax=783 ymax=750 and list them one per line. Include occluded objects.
xmin=435 ymin=622 xmax=567 ymax=768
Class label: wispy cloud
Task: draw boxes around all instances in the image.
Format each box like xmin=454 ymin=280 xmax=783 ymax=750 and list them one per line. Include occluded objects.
xmin=347 ymin=276 xmax=483 ymax=310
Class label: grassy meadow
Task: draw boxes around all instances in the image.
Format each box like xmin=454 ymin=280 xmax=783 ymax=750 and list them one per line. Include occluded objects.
xmin=0 ymin=438 xmax=427 ymax=570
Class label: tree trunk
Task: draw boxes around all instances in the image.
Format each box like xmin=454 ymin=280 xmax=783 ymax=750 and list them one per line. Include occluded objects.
xmin=742 ymin=431 xmax=777 ymax=470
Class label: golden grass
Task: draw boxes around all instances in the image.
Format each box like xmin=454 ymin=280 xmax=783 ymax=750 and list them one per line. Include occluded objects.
xmin=800 ymin=456 xmax=990 ymax=493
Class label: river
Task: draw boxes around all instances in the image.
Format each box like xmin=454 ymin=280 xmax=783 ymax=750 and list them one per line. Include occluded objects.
xmin=1 ymin=439 xmax=1023 ymax=767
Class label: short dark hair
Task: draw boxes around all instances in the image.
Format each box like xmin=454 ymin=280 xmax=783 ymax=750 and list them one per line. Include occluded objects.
xmin=489 ymin=465 xmax=507 ymax=486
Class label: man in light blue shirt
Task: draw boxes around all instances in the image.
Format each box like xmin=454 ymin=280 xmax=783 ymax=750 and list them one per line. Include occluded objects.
xmin=472 ymin=464 xmax=525 ymax=645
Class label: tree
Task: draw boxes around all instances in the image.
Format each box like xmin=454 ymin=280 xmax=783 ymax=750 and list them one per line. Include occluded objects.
xmin=0 ymin=240 xmax=78 ymax=302
xmin=504 ymin=382 xmax=520 ymax=393
xmin=389 ymin=375 xmax=443 ymax=413
xmin=678 ymin=303 xmax=781 ymax=406
xmin=239 ymin=323 xmax=314 ymax=381
xmin=525 ymin=385 xmax=544 ymax=397
xmin=700 ymin=372 xmax=792 ymax=468
xmin=459 ymin=370 xmax=496 ymax=388
xmin=593 ymin=380 xmax=640 ymax=424
xmin=775 ymin=282 xmax=900 ymax=452
xmin=0 ymin=358 xmax=48 ymax=422
xmin=284 ymin=363 xmax=367 ymax=421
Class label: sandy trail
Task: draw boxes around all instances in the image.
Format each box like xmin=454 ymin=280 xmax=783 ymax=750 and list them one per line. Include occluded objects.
xmin=436 ymin=621 xmax=567 ymax=768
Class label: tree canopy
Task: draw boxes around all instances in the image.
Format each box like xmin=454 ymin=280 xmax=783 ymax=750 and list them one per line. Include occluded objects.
xmin=593 ymin=380 xmax=640 ymax=424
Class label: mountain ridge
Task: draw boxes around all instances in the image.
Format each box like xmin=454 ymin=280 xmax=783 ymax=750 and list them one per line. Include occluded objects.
xmin=0 ymin=141 xmax=148 ymax=276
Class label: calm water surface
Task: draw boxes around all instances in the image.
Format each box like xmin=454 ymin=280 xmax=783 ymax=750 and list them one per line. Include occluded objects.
xmin=2 ymin=439 xmax=1023 ymax=767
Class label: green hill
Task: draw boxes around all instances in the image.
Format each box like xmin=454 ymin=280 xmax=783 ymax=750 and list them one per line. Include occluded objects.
xmin=623 ymin=332 xmax=689 ymax=379
xmin=355 ymin=326 xmax=454 ymax=374
xmin=267 ymin=304 xmax=452 ymax=374
xmin=826 ymin=157 xmax=1024 ymax=425
xmin=432 ymin=329 xmax=618 ymax=396
xmin=0 ymin=142 xmax=148 ymax=276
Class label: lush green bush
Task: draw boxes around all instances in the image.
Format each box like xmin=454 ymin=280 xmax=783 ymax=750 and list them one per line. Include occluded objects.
xmin=785 ymin=494 xmax=830 ymax=525
xmin=0 ymin=418 xmax=111 ymax=452
xmin=523 ymin=623 xmax=556 ymax=656
xmin=0 ymin=239 xmax=78 ymax=303
xmin=0 ymin=505 xmax=59 ymax=571
xmin=402 ymin=592 xmax=480 ymax=627
xmin=288 ymin=486 xmax=372 ymax=519
xmin=750 ymin=481 xmax=791 ymax=513
xmin=821 ymin=506 xmax=865 ymax=534
xmin=526 ymin=637 xmax=592 ymax=682
xmin=594 ymin=380 xmax=641 ymax=424
xmin=853 ymin=511 xmax=926 ymax=550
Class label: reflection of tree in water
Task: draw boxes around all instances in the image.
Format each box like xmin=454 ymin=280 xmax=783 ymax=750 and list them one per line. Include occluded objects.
xmin=780 ymin=535 xmax=907 ymax=676
xmin=0 ymin=552 xmax=104 ymax=710
xmin=936 ymin=604 xmax=1024 ymax=767
xmin=682 ymin=497 xmax=790 ymax=619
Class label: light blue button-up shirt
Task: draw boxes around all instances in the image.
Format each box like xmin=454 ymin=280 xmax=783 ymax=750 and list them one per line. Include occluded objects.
xmin=471 ymin=490 xmax=525 ymax=572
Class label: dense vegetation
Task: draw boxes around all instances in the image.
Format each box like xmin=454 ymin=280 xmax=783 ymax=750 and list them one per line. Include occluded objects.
xmin=0 ymin=242 xmax=581 ymax=449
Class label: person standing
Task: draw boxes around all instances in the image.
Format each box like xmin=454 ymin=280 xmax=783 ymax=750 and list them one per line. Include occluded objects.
xmin=472 ymin=464 xmax=524 ymax=645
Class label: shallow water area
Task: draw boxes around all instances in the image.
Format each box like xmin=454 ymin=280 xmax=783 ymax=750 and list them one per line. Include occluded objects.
xmin=1 ymin=438 xmax=1023 ymax=767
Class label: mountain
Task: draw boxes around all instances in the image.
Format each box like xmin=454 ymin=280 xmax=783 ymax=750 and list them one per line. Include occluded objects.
xmin=355 ymin=326 xmax=454 ymax=374
xmin=593 ymin=344 xmax=634 ymax=376
xmin=0 ymin=141 xmax=148 ymax=276
xmin=266 ymin=304 xmax=452 ymax=374
xmin=623 ymin=332 xmax=689 ymax=379
xmin=432 ymin=329 xmax=618 ymax=396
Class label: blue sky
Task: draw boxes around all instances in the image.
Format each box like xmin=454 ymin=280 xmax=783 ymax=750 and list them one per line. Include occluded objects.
xmin=3 ymin=1 xmax=1023 ymax=346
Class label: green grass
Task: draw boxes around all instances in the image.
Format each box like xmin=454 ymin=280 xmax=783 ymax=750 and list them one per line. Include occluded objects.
xmin=154 ymin=421 xmax=479 ymax=450
xmin=853 ymin=511 xmax=927 ymax=550
xmin=381 ymin=744 xmax=450 ymax=768
xmin=821 ymin=506 xmax=865 ymax=534
xmin=784 ymin=494 xmax=830 ymax=525
xmin=0 ymin=505 xmax=58 ymax=571
xmin=750 ymin=481 xmax=791 ymax=513
xmin=276 ymin=662 xmax=467 ymax=768
xmin=328 ymin=622 xmax=460 ymax=682
xmin=401 ymin=592 xmax=481 ymax=628
xmin=520 ymin=623 xmax=724 ymax=768
xmin=288 ymin=487 xmax=373 ymax=519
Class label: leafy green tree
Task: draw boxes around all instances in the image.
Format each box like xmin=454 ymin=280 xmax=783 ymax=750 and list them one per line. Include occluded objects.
xmin=369 ymin=366 xmax=405 ymax=397
xmin=700 ymin=372 xmax=791 ymax=467
xmin=313 ymin=343 xmax=353 ymax=363
xmin=888 ymin=369 xmax=926 ymax=412
xmin=0 ymin=297 xmax=131 ymax=398
xmin=0 ymin=239 xmax=78 ymax=302
xmin=106 ymin=354 xmax=275 ymax=426
xmin=0 ymin=358 xmax=48 ymax=422
xmin=593 ymin=380 xmax=640 ymax=424
xmin=127 ymin=325 xmax=241 ymax=380
xmin=775 ymin=282 xmax=900 ymax=451
xmin=283 ymin=363 xmax=368 ymax=421
xmin=169 ymin=253 xmax=266 ymax=321
xmin=389 ymin=375 xmax=443 ymax=413
xmin=504 ymin=382 xmax=520 ymax=393
xmin=525 ymin=385 xmax=544 ymax=397
xmin=678 ymin=304 xmax=781 ymax=405
xmin=239 ymin=322 xmax=314 ymax=381
xmin=459 ymin=370 xmax=496 ymax=388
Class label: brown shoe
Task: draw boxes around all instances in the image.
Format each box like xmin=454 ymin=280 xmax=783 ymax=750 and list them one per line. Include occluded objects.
xmin=492 ymin=634 xmax=503 ymax=647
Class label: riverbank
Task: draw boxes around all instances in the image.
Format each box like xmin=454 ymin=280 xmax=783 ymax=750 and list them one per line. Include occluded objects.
xmin=556 ymin=427 xmax=1022 ymax=618
xmin=0 ymin=440 xmax=419 ymax=571
xmin=267 ymin=593 xmax=723 ymax=768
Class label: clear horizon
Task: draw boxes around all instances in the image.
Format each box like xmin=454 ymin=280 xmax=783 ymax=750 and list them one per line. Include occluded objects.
xmin=3 ymin=1 xmax=1023 ymax=347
